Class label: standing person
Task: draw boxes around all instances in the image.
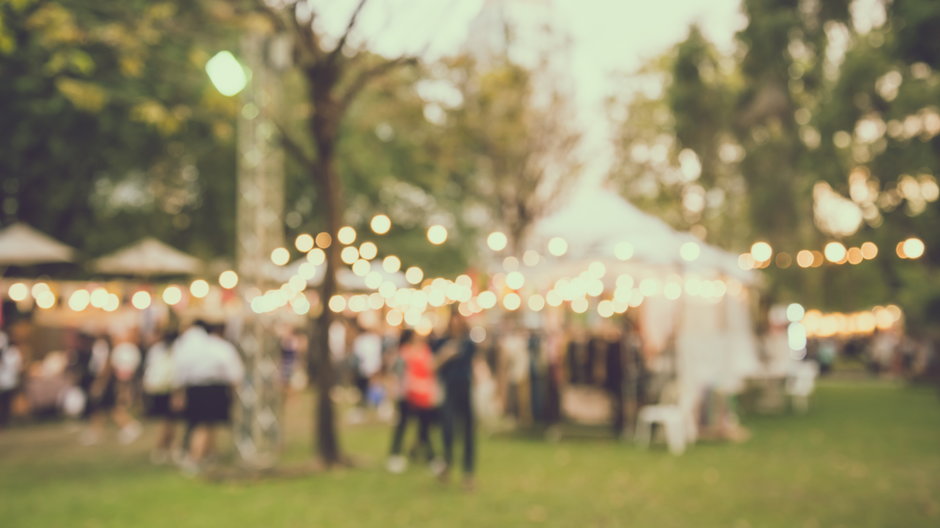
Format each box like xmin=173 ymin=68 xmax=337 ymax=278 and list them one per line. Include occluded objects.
xmin=110 ymin=332 xmax=143 ymax=444
xmin=142 ymin=330 xmax=179 ymax=463
xmin=0 ymin=326 xmax=23 ymax=430
xmin=387 ymin=329 xmax=439 ymax=473
xmin=173 ymin=320 xmax=244 ymax=474
xmin=351 ymin=321 xmax=383 ymax=421
xmin=80 ymin=333 xmax=141 ymax=445
xmin=436 ymin=312 xmax=478 ymax=490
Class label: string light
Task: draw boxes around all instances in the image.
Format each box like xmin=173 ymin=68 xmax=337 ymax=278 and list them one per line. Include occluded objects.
xmin=487 ymin=231 xmax=508 ymax=251
xmin=427 ymin=225 xmax=448 ymax=245
xmin=270 ymin=247 xmax=290 ymax=266
xmin=337 ymin=226 xmax=357 ymax=245
xmin=370 ymin=214 xmax=391 ymax=235
xmin=294 ymin=233 xmax=314 ymax=252
xmin=219 ymin=270 xmax=239 ymax=289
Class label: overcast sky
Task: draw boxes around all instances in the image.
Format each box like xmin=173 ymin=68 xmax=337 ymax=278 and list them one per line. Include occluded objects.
xmin=313 ymin=0 xmax=745 ymax=189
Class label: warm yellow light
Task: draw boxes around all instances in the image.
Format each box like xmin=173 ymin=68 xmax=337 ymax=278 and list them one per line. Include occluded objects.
xmin=359 ymin=241 xmax=378 ymax=260
xmin=571 ymin=297 xmax=589 ymax=313
xmin=68 ymin=289 xmax=90 ymax=311
xmin=614 ymin=242 xmax=634 ymax=261
xmin=405 ymin=266 xmax=424 ymax=285
xmin=738 ymin=253 xmax=754 ymax=270
xmin=370 ymin=214 xmax=391 ymax=235
xmin=337 ymin=226 xmax=357 ymax=245
xmin=291 ymin=296 xmax=310 ymax=315
xmin=385 ymin=309 xmax=403 ymax=326
xmin=341 ymin=246 xmax=360 ymax=264
xmin=219 ymin=270 xmax=239 ymax=289
xmin=846 ymin=247 xmax=864 ymax=265
xmin=505 ymin=271 xmax=525 ymax=290
xmin=901 ymin=237 xmax=925 ymax=259
xmin=811 ymin=250 xmax=825 ymax=267
xmin=796 ymin=250 xmax=814 ymax=268
xmin=680 ymin=241 xmax=701 ymax=262
xmin=328 ymin=295 xmax=347 ymax=313
xmin=31 ymin=281 xmax=50 ymax=298
xmin=487 ymin=231 xmax=508 ymax=251
xmin=103 ymin=293 xmax=120 ymax=312
xmin=7 ymin=282 xmax=28 ymax=302
xmin=528 ymin=294 xmax=545 ymax=312
xmin=382 ymin=255 xmax=401 ymax=273
xmin=35 ymin=291 xmax=56 ymax=309
xmin=523 ymin=250 xmax=540 ymax=267
xmin=295 ymin=233 xmax=314 ymax=253
xmin=548 ymin=237 xmax=568 ymax=257
xmin=860 ymin=241 xmax=878 ymax=260
xmin=315 ymin=232 xmax=332 ymax=248
xmin=824 ymin=241 xmax=847 ymax=263
xmin=352 ymin=259 xmax=371 ymax=277
xmin=162 ymin=286 xmax=183 ymax=306
xmin=131 ymin=291 xmax=152 ymax=310
xmin=270 ymin=247 xmax=290 ymax=266
xmin=775 ymin=253 xmax=793 ymax=268
xmin=307 ymin=248 xmax=326 ymax=265
xmin=190 ymin=279 xmax=210 ymax=298
xmin=427 ymin=225 xmax=448 ymax=245
xmin=597 ymin=300 xmax=614 ymax=318
xmin=502 ymin=292 xmax=522 ymax=311
xmin=90 ymin=287 xmax=110 ymax=308
xmin=477 ymin=291 xmax=497 ymax=309
xmin=750 ymin=241 xmax=773 ymax=262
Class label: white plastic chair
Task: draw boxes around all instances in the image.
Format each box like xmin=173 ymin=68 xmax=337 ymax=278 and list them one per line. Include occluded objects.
xmin=635 ymin=382 xmax=698 ymax=455
xmin=785 ymin=361 xmax=818 ymax=413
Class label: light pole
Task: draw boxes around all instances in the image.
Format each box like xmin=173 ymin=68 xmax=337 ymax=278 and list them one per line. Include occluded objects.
xmin=207 ymin=34 xmax=288 ymax=468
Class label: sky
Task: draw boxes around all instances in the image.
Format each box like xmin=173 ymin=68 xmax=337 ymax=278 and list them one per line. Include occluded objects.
xmin=313 ymin=0 xmax=745 ymax=190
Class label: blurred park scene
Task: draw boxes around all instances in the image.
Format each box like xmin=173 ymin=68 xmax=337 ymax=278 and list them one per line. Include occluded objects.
xmin=1 ymin=0 xmax=939 ymax=526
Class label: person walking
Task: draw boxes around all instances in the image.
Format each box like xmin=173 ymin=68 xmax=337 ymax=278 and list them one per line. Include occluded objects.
xmin=436 ymin=312 xmax=478 ymax=490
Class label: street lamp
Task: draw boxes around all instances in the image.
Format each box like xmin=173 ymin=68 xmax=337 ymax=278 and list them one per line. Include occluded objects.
xmin=207 ymin=39 xmax=286 ymax=469
xmin=206 ymin=51 xmax=250 ymax=96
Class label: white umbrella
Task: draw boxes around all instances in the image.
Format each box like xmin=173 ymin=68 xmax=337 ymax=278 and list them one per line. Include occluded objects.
xmin=92 ymin=237 xmax=202 ymax=276
xmin=0 ymin=222 xmax=75 ymax=266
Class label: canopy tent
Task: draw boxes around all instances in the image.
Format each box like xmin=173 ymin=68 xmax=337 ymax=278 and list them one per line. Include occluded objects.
xmin=531 ymin=187 xmax=684 ymax=265
xmin=520 ymin=187 xmax=761 ymax=442
xmin=91 ymin=237 xmax=202 ymax=276
xmin=0 ymin=223 xmax=75 ymax=266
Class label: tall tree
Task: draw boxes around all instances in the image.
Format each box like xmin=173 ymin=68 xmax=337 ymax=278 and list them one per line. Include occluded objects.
xmin=253 ymin=0 xmax=420 ymax=466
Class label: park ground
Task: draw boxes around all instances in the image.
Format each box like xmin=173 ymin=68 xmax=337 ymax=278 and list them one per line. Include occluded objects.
xmin=1 ymin=380 xmax=939 ymax=527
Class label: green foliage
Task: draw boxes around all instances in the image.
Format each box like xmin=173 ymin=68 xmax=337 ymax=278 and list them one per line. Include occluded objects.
xmin=609 ymin=0 xmax=940 ymax=332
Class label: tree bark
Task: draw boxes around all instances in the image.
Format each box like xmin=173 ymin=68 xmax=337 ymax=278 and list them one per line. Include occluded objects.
xmin=309 ymin=73 xmax=344 ymax=466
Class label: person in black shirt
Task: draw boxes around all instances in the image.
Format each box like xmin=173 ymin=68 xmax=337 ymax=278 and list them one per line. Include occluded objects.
xmin=434 ymin=312 xmax=477 ymax=490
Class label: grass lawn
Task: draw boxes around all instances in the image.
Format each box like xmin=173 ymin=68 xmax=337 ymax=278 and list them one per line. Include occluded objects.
xmin=1 ymin=380 xmax=939 ymax=527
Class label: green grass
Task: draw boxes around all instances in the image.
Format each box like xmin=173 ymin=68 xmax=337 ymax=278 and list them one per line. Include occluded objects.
xmin=2 ymin=381 xmax=939 ymax=527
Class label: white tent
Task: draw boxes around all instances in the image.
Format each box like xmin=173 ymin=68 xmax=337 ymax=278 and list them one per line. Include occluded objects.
xmin=0 ymin=223 xmax=75 ymax=266
xmin=92 ymin=237 xmax=202 ymax=276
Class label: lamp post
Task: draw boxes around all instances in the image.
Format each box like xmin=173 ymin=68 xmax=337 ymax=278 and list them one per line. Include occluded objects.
xmin=207 ymin=33 xmax=288 ymax=468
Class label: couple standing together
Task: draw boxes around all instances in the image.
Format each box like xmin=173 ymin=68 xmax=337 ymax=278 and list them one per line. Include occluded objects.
xmin=388 ymin=313 xmax=478 ymax=490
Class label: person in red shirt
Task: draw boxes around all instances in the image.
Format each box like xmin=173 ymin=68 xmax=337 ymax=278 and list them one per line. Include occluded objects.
xmin=386 ymin=329 xmax=440 ymax=473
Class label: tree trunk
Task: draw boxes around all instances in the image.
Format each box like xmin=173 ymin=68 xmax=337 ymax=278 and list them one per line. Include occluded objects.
xmin=310 ymin=82 xmax=344 ymax=466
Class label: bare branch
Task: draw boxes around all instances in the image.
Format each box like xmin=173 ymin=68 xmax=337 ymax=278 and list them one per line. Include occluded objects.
xmin=328 ymin=0 xmax=369 ymax=63
xmin=273 ymin=121 xmax=316 ymax=168
xmin=339 ymin=55 xmax=418 ymax=111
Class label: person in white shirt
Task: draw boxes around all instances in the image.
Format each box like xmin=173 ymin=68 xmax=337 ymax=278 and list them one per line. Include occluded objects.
xmin=143 ymin=330 xmax=179 ymax=463
xmin=0 ymin=328 xmax=22 ymax=429
xmin=352 ymin=323 xmax=383 ymax=409
xmin=173 ymin=320 xmax=244 ymax=472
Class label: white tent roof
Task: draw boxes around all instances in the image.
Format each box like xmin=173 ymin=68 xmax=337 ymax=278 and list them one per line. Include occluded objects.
xmin=531 ymin=188 xmax=757 ymax=283
xmin=92 ymin=237 xmax=202 ymax=276
xmin=0 ymin=223 xmax=75 ymax=266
